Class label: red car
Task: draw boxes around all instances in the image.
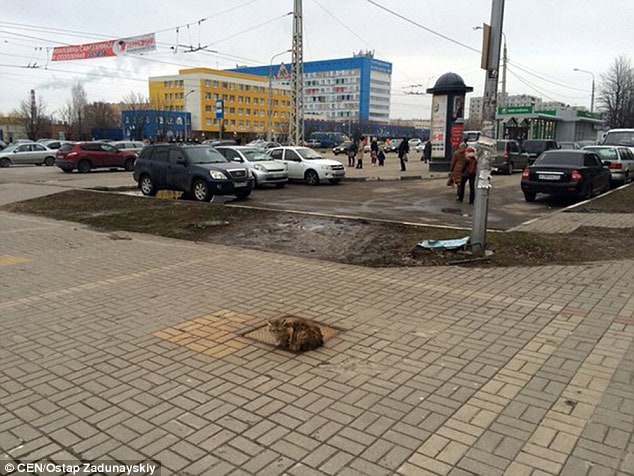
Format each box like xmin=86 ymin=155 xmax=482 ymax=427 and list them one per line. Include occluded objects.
xmin=55 ymin=142 xmax=137 ymax=173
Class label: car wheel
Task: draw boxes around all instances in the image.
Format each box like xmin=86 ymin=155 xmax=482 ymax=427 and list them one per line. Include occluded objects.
xmin=139 ymin=174 xmax=158 ymax=196
xmin=0 ymin=158 xmax=11 ymax=167
xmin=124 ymin=158 xmax=135 ymax=171
xmin=192 ymin=179 xmax=211 ymax=201
xmin=524 ymin=192 xmax=536 ymax=202
xmin=305 ymin=170 xmax=320 ymax=185
xmin=235 ymin=190 xmax=251 ymax=200
xmin=77 ymin=159 xmax=91 ymax=173
xmin=329 ymin=179 xmax=341 ymax=184
xmin=44 ymin=156 xmax=55 ymax=166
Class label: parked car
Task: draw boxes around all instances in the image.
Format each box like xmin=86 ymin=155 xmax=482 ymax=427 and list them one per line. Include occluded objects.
xmin=202 ymin=139 xmax=237 ymax=147
xmin=0 ymin=142 xmax=57 ymax=167
xmin=408 ymin=138 xmax=423 ymax=149
xmin=55 ymin=141 xmax=137 ymax=173
xmin=332 ymin=141 xmax=353 ymax=155
xmin=305 ymin=139 xmax=322 ymax=148
xmin=39 ymin=139 xmax=71 ymax=150
xmin=521 ymin=139 xmax=559 ymax=163
xmin=110 ymin=140 xmax=145 ymax=155
xmin=133 ymin=143 xmax=253 ymax=201
xmin=248 ymin=140 xmax=282 ymax=150
xmin=308 ymin=131 xmax=348 ymax=148
xmin=384 ymin=138 xmax=402 ymax=153
xmin=558 ymin=141 xmax=580 ymax=150
xmin=267 ymin=146 xmax=345 ymax=185
xmin=583 ymin=145 xmax=634 ymax=185
xmin=490 ymin=139 xmax=530 ymax=174
xmin=601 ymin=128 xmax=634 ymax=151
xmin=215 ymin=145 xmax=288 ymax=188
xmin=520 ymin=150 xmax=611 ymax=202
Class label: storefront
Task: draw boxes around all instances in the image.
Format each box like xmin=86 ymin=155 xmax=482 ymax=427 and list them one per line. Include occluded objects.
xmin=496 ymin=106 xmax=603 ymax=142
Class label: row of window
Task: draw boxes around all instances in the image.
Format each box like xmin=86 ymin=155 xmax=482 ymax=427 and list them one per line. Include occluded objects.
xmin=305 ymin=69 xmax=360 ymax=78
xmin=163 ymin=80 xmax=185 ymax=88
xmin=202 ymin=79 xmax=268 ymax=93
xmin=201 ymin=92 xmax=289 ymax=106
xmin=203 ymin=118 xmax=287 ymax=129
xmin=305 ymin=77 xmax=359 ymax=86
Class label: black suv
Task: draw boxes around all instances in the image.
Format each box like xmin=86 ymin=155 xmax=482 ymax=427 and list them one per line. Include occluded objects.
xmin=521 ymin=139 xmax=559 ymax=164
xmin=133 ymin=144 xmax=254 ymax=201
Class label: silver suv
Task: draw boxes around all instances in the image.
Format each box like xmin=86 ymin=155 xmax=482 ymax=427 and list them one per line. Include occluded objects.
xmin=490 ymin=140 xmax=530 ymax=174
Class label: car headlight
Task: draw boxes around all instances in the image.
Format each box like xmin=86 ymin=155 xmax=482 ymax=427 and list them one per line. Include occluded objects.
xmin=253 ymin=164 xmax=265 ymax=172
xmin=209 ymin=170 xmax=226 ymax=180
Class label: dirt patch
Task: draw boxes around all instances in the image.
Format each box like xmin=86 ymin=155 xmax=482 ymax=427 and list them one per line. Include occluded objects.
xmin=3 ymin=188 xmax=633 ymax=268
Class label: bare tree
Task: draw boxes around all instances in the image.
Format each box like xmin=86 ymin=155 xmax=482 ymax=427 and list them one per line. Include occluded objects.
xmin=84 ymin=102 xmax=118 ymax=129
xmin=17 ymin=90 xmax=50 ymax=140
xmin=598 ymin=55 xmax=634 ymax=128
xmin=71 ymin=83 xmax=89 ymax=140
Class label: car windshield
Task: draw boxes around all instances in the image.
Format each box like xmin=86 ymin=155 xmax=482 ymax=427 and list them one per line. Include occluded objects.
xmin=2 ymin=144 xmax=19 ymax=153
xmin=585 ymin=147 xmax=617 ymax=160
xmin=535 ymin=152 xmax=583 ymax=166
xmin=297 ymin=148 xmax=324 ymax=160
xmin=186 ymin=147 xmax=228 ymax=164
xmin=603 ymin=131 xmax=634 ymax=146
xmin=522 ymin=141 xmax=547 ymax=153
xmin=242 ymin=149 xmax=272 ymax=162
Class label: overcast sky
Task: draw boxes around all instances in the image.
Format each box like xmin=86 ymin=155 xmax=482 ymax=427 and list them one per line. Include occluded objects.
xmin=1 ymin=0 xmax=631 ymax=120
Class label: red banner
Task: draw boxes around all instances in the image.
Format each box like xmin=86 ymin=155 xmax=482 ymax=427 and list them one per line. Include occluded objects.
xmin=52 ymin=34 xmax=156 ymax=61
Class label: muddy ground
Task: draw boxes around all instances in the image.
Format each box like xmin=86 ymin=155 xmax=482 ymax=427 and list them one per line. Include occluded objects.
xmin=3 ymin=187 xmax=633 ymax=268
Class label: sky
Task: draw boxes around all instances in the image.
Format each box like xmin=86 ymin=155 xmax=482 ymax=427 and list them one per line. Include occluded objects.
xmin=0 ymin=0 xmax=632 ymax=121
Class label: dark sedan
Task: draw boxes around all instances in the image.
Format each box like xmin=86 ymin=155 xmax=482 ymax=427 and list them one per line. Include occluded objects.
xmin=521 ymin=150 xmax=611 ymax=202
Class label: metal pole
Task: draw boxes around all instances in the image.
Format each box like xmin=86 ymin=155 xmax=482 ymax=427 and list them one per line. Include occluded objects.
xmin=472 ymin=0 xmax=504 ymax=256
xmin=267 ymin=50 xmax=291 ymax=142
xmin=573 ymin=68 xmax=595 ymax=113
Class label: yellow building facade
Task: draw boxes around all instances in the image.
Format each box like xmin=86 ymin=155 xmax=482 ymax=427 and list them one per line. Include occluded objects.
xmin=149 ymin=68 xmax=290 ymax=139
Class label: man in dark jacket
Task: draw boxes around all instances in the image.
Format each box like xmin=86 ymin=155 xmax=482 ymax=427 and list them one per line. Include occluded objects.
xmin=397 ymin=137 xmax=410 ymax=171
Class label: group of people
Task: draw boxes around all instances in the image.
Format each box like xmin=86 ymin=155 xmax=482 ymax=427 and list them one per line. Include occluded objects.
xmin=345 ymin=136 xmax=477 ymax=205
xmin=347 ymin=137 xmax=432 ymax=172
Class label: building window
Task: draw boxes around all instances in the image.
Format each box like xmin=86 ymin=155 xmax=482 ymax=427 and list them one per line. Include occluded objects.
xmin=205 ymin=105 xmax=212 ymax=112
xmin=205 ymin=80 xmax=211 ymax=87
xmin=206 ymin=118 xmax=211 ymax=125
xmin=205 ymin=92 xmax=211 ymax=99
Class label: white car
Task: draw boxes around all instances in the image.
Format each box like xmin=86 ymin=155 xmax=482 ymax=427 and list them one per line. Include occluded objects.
xmin=215 ymin=145 xmax=289 ymax=188
xmin=583 ymin=145 xmax=634 ymax=185
xmin=267 ymin=146 xmax=345 ymax=185
xmin=110 ymin=140 xmax=145 ymax=155
xmin=0 ymin=142 xmax=57 ymax=167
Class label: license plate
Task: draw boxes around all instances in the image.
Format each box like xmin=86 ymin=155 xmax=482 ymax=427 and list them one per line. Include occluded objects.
xmin=538 ymin=174 xmax=560 ymax=181
xmin=234 ymin=181 xmax=248 ymax=188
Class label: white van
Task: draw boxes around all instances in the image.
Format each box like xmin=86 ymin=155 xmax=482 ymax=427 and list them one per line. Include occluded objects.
xmin=602 ymin=128 xmax=634 ymax=152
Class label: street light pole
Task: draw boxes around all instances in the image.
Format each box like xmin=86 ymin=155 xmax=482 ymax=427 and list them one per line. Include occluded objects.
xmin=268 ymin=50 xmax=292 ymax=141
xmin=573 ymin=68 xmax=595 ymax=113
xmin=183 ymin=89 xmax=195 ymax=141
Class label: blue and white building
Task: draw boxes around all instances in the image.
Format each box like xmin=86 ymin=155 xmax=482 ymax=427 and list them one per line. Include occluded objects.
xmin=233 ymin=54 xmax=392 ymax=123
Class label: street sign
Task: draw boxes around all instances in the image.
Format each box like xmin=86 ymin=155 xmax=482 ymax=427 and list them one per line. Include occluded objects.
xmin=215 ymin=99 xmax=224 ymax=119
xmin=497 ymin=105 xmax=533 ymax=115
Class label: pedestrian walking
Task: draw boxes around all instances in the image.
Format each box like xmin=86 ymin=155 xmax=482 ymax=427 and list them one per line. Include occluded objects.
xmin=370 ymin=137 xmax=379 ymax=166
xmin=347 ymin=139 xmax=357 ymax=167
xmin=421 ymin=139 xmax=431 ymax=163
xmin=397 ymin=137 xmax=409 ymax=172
xmin=356 ymin=136 xmax=366 ymax=169
xmin=459 ymin=146 xmax=478 ymax=204
xmin=377 ymin=146 xmax=386 ymax=167
xmin=449 ymin=142 xmax=467 ymax=201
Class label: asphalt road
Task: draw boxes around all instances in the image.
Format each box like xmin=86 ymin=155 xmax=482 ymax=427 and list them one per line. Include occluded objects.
xmin=0 ymin=162 xmax=571 ymax=230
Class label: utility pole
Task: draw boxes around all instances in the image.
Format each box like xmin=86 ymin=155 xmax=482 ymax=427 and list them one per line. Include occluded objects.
xmin=471 ymin=0 xmax=504 ymax=257
xmin=289 ymin=0 xmax=304 ymax=146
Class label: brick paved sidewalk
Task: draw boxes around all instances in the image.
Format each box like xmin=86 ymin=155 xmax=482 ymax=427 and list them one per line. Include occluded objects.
xmin=0 ymin=210 xmax=632 ymax=476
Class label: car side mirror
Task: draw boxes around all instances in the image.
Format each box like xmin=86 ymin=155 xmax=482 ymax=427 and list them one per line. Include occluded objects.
xmin=176 ymin=157 xmax=186 ymax=165
xmin=232 ymin=158 xmax=242 ymax=162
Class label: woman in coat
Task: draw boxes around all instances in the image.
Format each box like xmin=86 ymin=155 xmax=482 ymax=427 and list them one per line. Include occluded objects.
xmin=449 ymin=142 xmax=467 ymax=201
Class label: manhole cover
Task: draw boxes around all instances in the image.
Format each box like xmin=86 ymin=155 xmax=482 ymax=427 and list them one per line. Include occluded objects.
xmin=241 ymin=316 xmax=342 ymax=348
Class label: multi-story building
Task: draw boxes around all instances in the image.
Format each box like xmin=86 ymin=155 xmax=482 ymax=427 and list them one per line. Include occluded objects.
xmin=468 ymin=94 xmax=541 ymax=122
xmin=148 ymin=68 xmax=291 ymax=139
xmin=233 ymin=53 xmax=392 ymax=123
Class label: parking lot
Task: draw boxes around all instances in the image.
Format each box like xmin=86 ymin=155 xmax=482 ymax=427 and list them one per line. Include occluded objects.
xmin=0 ymin=154 xmax=572 ymax=231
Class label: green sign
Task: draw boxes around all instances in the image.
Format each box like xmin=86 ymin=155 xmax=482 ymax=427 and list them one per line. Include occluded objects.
xmin=536 ymin=109 xmax=557 ymax=116
xmin=497 ymin=106 xmax=533 ymax=114
xmin=576 ymin=110 xmax=601 ymax=119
